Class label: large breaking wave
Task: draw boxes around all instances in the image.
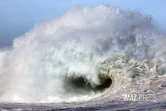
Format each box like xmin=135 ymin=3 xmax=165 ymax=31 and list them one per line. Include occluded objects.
xmin=0 ymin=5 xmax=166 ymax=103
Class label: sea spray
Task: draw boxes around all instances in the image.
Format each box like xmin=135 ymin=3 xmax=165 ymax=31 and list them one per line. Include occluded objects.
xmin=0 ymin=5 xmax=166 ymax=103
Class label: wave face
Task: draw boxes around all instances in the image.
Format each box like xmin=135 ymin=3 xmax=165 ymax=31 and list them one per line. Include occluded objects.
xmin=0 ymin=5 xmax=166 ymax=103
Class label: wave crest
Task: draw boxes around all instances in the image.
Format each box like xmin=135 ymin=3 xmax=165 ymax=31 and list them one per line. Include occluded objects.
xmin=0 ymin=5 xmax=166 ymax=103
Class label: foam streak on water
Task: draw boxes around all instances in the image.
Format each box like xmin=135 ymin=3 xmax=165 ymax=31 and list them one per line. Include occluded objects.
xmin=0 ymin=5 xmax=166 ymax=103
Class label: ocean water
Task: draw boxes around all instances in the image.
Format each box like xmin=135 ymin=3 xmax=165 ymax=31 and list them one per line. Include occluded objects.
xmin=0 ymin=5 xmax=166 ymax=110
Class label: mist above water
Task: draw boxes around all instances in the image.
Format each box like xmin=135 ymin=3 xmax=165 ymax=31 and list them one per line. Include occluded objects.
xmin=0 ymin=5 xmax=166 ymax=103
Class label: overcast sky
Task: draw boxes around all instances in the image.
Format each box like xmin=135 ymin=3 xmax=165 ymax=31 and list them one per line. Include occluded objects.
xmin=0 ymin=0 xmax=166 ymax=47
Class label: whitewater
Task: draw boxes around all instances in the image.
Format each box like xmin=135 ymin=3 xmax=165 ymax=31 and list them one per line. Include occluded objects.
xmin=0 ymin=5 xmax=166 ymax=110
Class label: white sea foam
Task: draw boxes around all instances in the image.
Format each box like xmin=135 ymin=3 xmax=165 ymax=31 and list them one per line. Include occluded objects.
xmin=0 ymin=5 xmax=166 ymax=103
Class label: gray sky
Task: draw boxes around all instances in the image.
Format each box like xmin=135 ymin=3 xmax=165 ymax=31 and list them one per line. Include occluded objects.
xmin=0 ymin=0 xmax=166 ymax=47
